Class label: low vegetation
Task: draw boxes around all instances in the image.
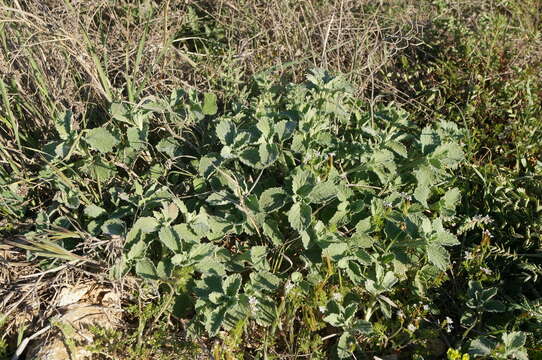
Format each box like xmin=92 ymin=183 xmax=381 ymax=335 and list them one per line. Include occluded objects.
xmin=1 ymin=1 xmax=541 ymax=359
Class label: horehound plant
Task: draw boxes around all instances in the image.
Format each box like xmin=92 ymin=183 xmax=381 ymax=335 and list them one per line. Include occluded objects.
xmin=4 ymin=69 xmax=538 ymax=358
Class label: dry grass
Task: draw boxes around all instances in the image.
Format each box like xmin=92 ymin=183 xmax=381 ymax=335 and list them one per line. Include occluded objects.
xmin=0 ymin=1 xmax=423 ymax=137
xmin=1 ymin=1 xmax=191 ymax=137
xmin=0 ymin=240 xmax=139 ymax=358
xmin=0 ymin=0 xmax=427 ymax=221
xmin=188 ymin=1 xmax=425 ymax=98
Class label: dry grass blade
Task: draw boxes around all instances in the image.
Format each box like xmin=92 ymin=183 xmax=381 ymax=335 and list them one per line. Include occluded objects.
xmin=3 ymin=231 xmax=93 ymax=263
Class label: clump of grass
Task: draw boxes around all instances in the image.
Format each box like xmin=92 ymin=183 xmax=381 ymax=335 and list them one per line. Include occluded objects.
xmin=191 ymin=1 xmax=424 ymax=97
xmin=0 ymin=1 xmax=194 ymax=138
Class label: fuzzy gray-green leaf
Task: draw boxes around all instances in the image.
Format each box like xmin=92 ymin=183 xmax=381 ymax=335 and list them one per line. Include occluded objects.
xmin=203 ymin=92 xmax=218 ymax=115
xmin=426 ymin=243 xmax=449 ymax=270
xmin=55 ymin=111 xmax=72 ymax=140
xmin=259 ymin=187 xmax=288 ymax=213
xmin=288 ymin=202 xmax=312 ymax=231
xmin=308 ymin=181 xmax=336 ymax=203
xmin=275 ymin=120 xmax=297 ymax=141
xmin=84 ymin=204 xmax=106 ymax=218
xmin=85 ymin=127 xmax=119 ymax=153
xmin=159 ymin=226 xmax=182 ymax=252
xmin=216 ymin=119 xmax=236 ymax=145
xmin=136 ymin=258 xmax=159 ymax=280
xmin=134 ymin=216 xmax=159 ymax=233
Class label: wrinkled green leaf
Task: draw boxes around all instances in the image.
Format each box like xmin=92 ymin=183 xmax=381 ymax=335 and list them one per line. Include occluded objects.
xmin=159 ymin=226 xmax=182 ymax=252
xmin=275 ymin=120 xmax=297 ymax=141
xmin=288 ymin=202 xmax=312 ymax=232
xmin=84 ymin=204 xmax=106 ymax=218
xmin=426 ymin=243 xmax=449 ymax=270
xmin=259 ymin=187 xmax=288 ymax=212
xmin=224 ymin=274 xmax=242 ymax=297
xmin=203 ymin=92 xmax=218 ymax=115
xmin=308 ymin=181 xmax=336 ymax=203
xmin=136 ymin=258 xmax=159 ymax=280
xmin=55 ymin=111 xmax=72 ymax=140
xmin=85 ymin=127 xmax=119 ymax=153
xmin=469 ymin=337 xmax=495 ymax=356
xmin=216 ymin=119 xmax=236 ymax=145
xmin=133 ymin=217 xmax=158 ymax=233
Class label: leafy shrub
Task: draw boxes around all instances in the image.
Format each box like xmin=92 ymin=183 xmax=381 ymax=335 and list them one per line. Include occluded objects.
xmin=3 ymin=1 xmax=541 ymax=358
xmin=9 ymin=69 xmax=541 ymax=358
xmin=62 ymin=69 xmax=465 ymax=357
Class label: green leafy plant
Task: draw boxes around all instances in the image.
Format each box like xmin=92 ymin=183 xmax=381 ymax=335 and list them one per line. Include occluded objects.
xmin=322 ymin=299 xmax=372 ymax=358
xmin=2 ymin=1 xmax=541 ymax=358
xmin=469 ymin=332 xmax=528 ymax=360
xmin=6 ymin=64 xmax=539 ymax=358
xmin=74 ymin=69 xmax=472 ymax=357
xmin=461 ymin=281 xmax=505 ymax=328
